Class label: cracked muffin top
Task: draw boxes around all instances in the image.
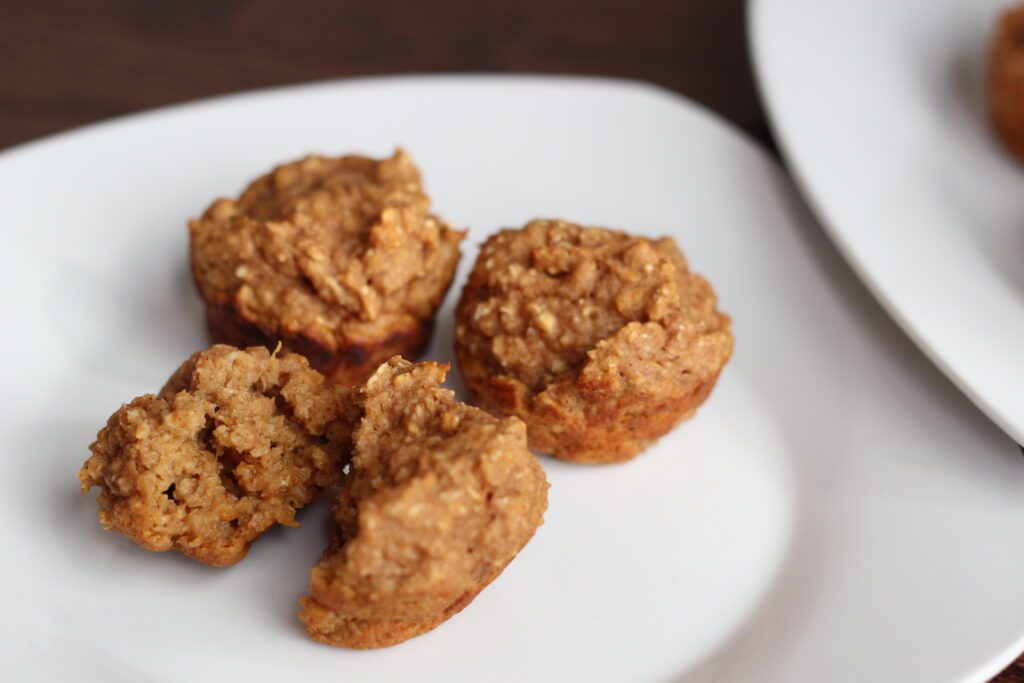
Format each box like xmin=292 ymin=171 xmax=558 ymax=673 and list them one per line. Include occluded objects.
xmin=188 ymin=149 xmax=464 ymax=358
xmin=300 ymin=357 xmax=548 ymax=648
xmin=78 ymin=345 xmax=354 ymax=566
xmin=456 ymin=219 xmax=731 ymax=393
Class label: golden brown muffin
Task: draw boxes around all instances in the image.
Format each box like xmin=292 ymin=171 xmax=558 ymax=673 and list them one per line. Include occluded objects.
xmin=990 ymin=6 xmax=1024 ymax=161
xmin=299 ymin=357 xmax=548 ymax=649
xmin=454 ymin=219 xmax=733 ymax=464
xmin=188 ymin=149 xmax=465 ymax=385
xmin=78 ymin=345 xmax=354 ymax=567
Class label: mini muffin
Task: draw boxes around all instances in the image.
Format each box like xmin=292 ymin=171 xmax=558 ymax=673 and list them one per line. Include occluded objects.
xmin=299 ymin=357 xmax=548 ymax=649
xmin=188 ymin=149 xmax=465 ymax=385
xmin=78 ymin=345 xmax=354 ymax=567
xmin=454 ymin=219 xmax=733 ymax=464
xmin=990 ymin=6 xmax=1024 ymax=161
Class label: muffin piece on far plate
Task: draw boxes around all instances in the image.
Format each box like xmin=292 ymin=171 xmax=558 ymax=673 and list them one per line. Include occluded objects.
xmin=990 ymin=5 xmax=1024 ymax=162
xmin=454 ymin=219 xmax=733 ymax=464
xmin=299 ymin=357 xmax=548 ymax=649
xmin=188 ymin=149 xmax=465 ymax=385
xmin=78 ymin=345 xmax=355 ymax=567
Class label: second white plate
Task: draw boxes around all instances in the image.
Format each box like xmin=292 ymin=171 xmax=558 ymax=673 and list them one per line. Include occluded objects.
xmin=751 ymin=0 xmax=1024 ymax=447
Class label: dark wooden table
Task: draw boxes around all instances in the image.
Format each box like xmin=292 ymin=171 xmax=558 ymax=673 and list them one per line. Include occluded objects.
xmin=2 ymin=1 xmax=1019 ymax=679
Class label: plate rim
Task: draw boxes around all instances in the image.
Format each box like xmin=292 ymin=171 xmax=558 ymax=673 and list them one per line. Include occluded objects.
xmin=0 ymin=72 xmax=769 ymax=168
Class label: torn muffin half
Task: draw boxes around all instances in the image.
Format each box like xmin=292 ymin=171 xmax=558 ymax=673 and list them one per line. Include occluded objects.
xmin=78 ymin=345 xmax=355 ymax=567
xmin=299 ymin=357 xmax=549 ymax=648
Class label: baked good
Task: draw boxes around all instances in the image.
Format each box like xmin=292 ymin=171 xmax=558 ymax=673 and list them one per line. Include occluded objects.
xmin=78 ymin=345 xmax=353 ymax=567
xmin=299 ymin=357 xmax=548 ymax=648
xmin=188 ymin=149 xmax=465 ymax=385
xmin=454 ymin=219 xmax=732 ymax=464
xmin=990 ymin=6 xmax=1024 ymax=161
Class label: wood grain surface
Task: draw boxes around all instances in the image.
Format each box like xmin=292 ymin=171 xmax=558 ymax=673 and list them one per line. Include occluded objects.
xmin=1 ymin=1 xmax=1019 ymax=679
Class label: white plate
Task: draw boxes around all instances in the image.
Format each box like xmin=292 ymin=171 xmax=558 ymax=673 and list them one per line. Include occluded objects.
xmin=750 ymin=0 xmax=1024 ymax=448
xmin=0 ymin=75 xmax=1021 ymax=683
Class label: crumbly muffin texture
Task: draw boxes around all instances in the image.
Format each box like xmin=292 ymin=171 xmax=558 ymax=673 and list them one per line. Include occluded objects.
xmin=455 ymin=219 xmax=733 ymax=463
xmin=299 ymin=357 xmax=548 ymax=649
xmin=78 ymin=345 xmax=354 ymax=567
xmin=189 ymin=149 xmax=465 ymax=384
xmin=990 ymin=6 xmax=1024 ymax=161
